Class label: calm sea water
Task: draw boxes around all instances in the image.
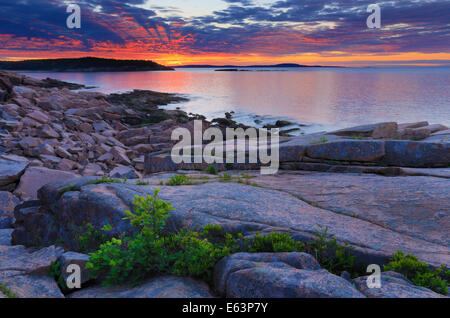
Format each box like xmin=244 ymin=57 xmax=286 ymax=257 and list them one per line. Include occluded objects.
xmin=21 ymin=66 xmax=450 ymax=134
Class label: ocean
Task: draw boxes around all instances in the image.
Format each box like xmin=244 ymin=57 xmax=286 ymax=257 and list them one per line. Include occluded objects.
xmin=21 ymin=66 xmax=450 ymax=134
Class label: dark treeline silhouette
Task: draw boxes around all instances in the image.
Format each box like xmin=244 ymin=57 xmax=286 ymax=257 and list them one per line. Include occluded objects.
xmin=0 ymin=57 xmax=174 ymax=72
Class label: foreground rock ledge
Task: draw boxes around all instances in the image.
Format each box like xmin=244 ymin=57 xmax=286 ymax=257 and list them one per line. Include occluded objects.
xmin=12 ymin=173 xmax=450 ymax=268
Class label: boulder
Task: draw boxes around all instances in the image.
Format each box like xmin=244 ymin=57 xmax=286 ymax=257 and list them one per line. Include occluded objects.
xmin=0 ymin=229 xmax=13 ymax=245
xmin=27 ymin=111 xmax=50 ymax=124
xmin=81 ymin=163 xmax=103 ymax=176
xmin=109 ymin=165 xmax=139 ymax=179
xmin=14 ymin=167 xmax=79 ymax=200
xmin=398 ymin=121 xmax=429 ymax=130
xmin=57 ymin=159 xmax=77 ymax=171
xmin=306 ymin=140 xmax=385 ymax=162
xmin=59 ymin=251 xmax=90 ymax=286
xmin=39 ymin=125 xmax=60 ymax=139
xmin=0 ymin=245 xmax=63 ymax=274
xmin=0 ymin=192 xmax=20 ymax=218
xmin=30 ymin=143 xmax=55 ymax=157
xmin=384 ymin=140 xmax=450 ymax=167
xmin=110 ymin=146 xmax=131 ymax=165
xmin=214 ymin=252 xmax=364 ymax=298
xmin=19 ymin=137 xmax=42 ymax=149
xmin=69 ymin=275 xmax=214 ymax=298
xmin=0 ymin=159 xmax=28 ymax=187
xmin=12 ymin=86 xmax=36 ymax=99
xmin=0 ymin=274 xmax=64 ymax=298
xmin=144 ymin=154 xmax=178 ymax=174
xmin=0 ymin=217 xmax=13 ymax=230
xmin=353 ymin=271 xmax=445 ymax=298
xmin=330 ymin=122 xmax=398 ymax=139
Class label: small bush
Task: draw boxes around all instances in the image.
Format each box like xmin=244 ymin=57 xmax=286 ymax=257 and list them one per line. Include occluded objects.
xmin=218 ymin=173 xmax=232 ymax=182
xmin=76 ymin=223 xmax=110 ymax=252
xmin=48 ymin=261 xmax=69 ymax=293
xmin=0 ymin=284 xmax=17 ymax=298
xmin=304 ymin=225 xmax=355 ymax=276
xmin=166 ymin=174 xmax=188 ymax=186
xmin=384 ymin=250 xmax=448 ymax=295
xmin=248 ymin=232 xmax=304 ymax=253
xmin=136 ymin=179 xmax=150 ymax=186
xmin=205 ymin=165 xmax=218 ymax=175
xmin=86 ymin=190 xmax=241 ymax=286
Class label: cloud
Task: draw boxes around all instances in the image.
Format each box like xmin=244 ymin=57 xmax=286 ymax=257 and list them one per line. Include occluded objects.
xmin=0 ymin=0 xmax=449 ymax=63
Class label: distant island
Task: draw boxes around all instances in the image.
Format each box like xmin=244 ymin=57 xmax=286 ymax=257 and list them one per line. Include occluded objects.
xmin=177 ymin=63 xmax=343 ymax=68
xmin=0 ymin=57 xmax=174 ymax=72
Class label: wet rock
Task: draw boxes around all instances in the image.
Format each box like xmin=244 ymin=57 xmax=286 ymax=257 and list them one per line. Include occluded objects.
xmin=69 ymin=275 xmax=214 ymax=298
xmin=353 ymin=271 xmax=446 ymax=298
xmin=214 ymin=252 xmax=364 ymax=298
xmin=275 ymin=120 xmax=293 ymax=128
xmin=14 ymin=166 xmax=80 ymax=200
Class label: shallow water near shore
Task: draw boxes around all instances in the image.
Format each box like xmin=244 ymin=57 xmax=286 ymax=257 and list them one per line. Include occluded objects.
xmin=21 ymin=66 xmax=450 ymax=134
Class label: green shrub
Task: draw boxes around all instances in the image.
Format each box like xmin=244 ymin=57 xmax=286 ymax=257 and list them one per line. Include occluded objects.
xmin=135 ymin=179 xmax=150 ymax=186
xmin=304 ymin=225 xmax=355 ymax=276
xmin=166 ymin=174 xmax=188 ymax=186
xmin=89 ymin=176 xmax=123 ymax=185
xmin=85 ymin=191 xmax=444 ymax=294
xmin=86 ymin=190 xmax=240 ymax=286
xmin=0 ymin=284 xmax=17 ymax=298
xmin=48 ymin=261 xmax=69 ymax=293
xmin=205 ymin=165 xmax=218 ymax=175
xmin=218 ymin=173 xmax=232 ymax=182
xmin=76 ymin=223 xmax=110 ymax=252
xmin=384 ymin=250 xmax=448 ymax=295
xmin=248 ymin=232 xmax=304 ymax=253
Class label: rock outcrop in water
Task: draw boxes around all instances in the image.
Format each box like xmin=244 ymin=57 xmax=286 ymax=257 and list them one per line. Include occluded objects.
xmin=0 ymin=71 xmax=449 ymax=298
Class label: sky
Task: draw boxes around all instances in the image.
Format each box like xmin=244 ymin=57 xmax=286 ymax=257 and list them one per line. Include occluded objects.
xmin=0 ymin=0 xmax=449 ymax=66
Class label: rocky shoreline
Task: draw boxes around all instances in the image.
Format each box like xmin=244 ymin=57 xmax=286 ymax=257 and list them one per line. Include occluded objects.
xmin=0 ymin=70 xmax=449 ymax=298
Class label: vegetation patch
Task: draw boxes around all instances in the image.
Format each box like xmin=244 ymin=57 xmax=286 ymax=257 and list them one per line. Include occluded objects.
xmin=311 ymin=137 xmax=329 ymax=144
xmin=83 ymin=191 xmax=448 ymax=295
xmin=205 ymin=165 xmax=218 ymax=175
xmin=89 ymin=176 xmax=124 ymax=185
xmin=135 ymin=179 xmax=150 ymax=186
xmin=0 ymin=284 xmax=17 ymax=298
xmin=76 ymin=223 xmax=111 ymax=252
xmin=384 ymin=250 xmax=449 ymax=295
xmin=48 ymin=261 xmax=70 ymax=293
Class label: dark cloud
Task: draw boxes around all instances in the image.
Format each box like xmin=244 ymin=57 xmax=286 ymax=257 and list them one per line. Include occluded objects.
xmin=0 ymin=0 xmax=448 ymax=57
